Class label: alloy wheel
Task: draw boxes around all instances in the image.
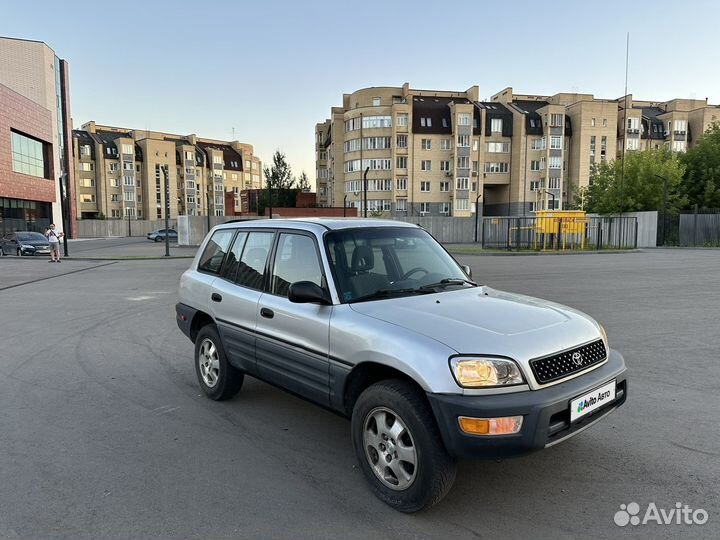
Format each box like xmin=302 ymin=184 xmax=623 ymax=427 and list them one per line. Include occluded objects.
xmin=363 ymin=407 xmax=418 ymax=491
xmin=198 ymin=338 xmax=220 ymax=388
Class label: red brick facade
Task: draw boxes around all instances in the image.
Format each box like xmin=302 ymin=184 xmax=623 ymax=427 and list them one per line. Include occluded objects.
xmin=0 ymin=83 xmax=56 ymax=203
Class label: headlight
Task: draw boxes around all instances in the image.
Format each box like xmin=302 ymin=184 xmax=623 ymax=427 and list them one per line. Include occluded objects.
xmin=450 ymin=357 xmax=525 ymax=388
xmin=599 ymin=324 xmax=609 ymax=349
xmin=21 ymin=245 xmax=33 ymax=250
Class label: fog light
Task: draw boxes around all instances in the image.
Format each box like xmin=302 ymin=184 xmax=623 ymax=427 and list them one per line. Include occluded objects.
xmin=458 ymin=415 xmax=523 ymax=436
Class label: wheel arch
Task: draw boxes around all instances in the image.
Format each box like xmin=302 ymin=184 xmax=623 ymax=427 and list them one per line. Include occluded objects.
xmin=189 ymin=310 xmax=215 ymax=343
xmin=342 ymin=361 xmax=427 ymax=417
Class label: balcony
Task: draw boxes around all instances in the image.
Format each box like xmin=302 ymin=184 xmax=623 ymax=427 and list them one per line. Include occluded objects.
xmin=627 ymin=128 xmax=640 ymax=134
xmin=674 ymin=130 xmax=687 ymax=136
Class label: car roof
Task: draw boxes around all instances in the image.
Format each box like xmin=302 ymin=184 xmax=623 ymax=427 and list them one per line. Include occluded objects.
xmin=214 ymin=218 xmax=420 ymax=234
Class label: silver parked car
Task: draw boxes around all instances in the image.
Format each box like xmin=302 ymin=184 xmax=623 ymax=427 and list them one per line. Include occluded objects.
xmin=176 ymin=219 xmax=627 ymax=512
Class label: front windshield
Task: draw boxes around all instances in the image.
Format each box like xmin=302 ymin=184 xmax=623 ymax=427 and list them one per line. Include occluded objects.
xmin=325 ymin=227 xmax=473 ymax=303
xmin=17 ymin=232 xmax=46 ymax=242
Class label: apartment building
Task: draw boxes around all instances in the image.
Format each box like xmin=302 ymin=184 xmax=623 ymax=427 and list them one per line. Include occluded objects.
xmin=0 ymin=36 xmax=74 ymax=236
xmin=72 ymin=122 xmax=262 ymax=220
xmin=617 ymin=95 xmax=719 ymax=154
xmin=316 ymin=83 xmax=719 ymax=216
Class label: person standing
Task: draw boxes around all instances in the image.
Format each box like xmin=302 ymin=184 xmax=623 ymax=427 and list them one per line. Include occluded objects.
xmin=46 ymin=224 xmax=64 ymax=262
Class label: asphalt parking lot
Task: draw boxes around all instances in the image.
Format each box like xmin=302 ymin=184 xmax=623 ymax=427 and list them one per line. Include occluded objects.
xmin=0 ymin=249 xmax=718 ymax=539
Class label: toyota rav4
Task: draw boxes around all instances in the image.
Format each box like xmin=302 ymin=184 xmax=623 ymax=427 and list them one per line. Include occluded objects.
xmin=176 ymin=219 xmax=627 ymax=512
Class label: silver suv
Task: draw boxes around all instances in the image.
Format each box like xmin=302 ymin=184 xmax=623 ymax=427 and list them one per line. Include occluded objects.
xmin=176 ymin=219 xmax=627 ymax=512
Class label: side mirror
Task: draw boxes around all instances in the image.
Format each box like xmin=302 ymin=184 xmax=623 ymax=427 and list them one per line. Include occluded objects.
xmin=288 ymin=281 xmax=332 ymax=305
xmin=461 ymin=264 xmax=472 ymax=278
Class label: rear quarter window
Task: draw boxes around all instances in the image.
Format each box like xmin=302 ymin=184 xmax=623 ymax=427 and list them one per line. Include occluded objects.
xmin=198 ymin=229 xmax=235 ymax=275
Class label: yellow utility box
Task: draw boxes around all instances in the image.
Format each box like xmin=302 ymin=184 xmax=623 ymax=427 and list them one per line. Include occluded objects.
xmin=533 ymin=210 xmax=588 ymax=249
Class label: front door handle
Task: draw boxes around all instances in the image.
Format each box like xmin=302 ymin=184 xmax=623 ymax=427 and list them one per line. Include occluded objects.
xmin=211 ymin=293 xmax=222 ymax=302
xmin=260 ymin=308 xmax=274 ymax=319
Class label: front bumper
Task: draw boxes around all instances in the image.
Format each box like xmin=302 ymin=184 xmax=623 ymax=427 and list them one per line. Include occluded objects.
xmin=427 ymin=349 xmax=627 ymax=459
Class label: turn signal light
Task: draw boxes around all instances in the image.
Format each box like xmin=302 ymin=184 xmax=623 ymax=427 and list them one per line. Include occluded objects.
xmin=458 ymin=415 xmax=523 ymax=436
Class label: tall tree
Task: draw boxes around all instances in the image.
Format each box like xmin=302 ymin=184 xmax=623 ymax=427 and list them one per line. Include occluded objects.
xmin=586 ymin=149 xmax=686 ymax=214
xmin=263 ymin=151 xmax=295 ymax=191
xmin=297 ymin=171 xmax=311 ymax=192
xmin=680 ymin=123 xmax=720 ymax=209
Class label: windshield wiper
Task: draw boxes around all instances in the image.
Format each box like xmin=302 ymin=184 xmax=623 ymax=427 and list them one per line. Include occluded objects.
xmin=416 ymin=278 xmax=478 ymax=292
xmin=347 ymin=287 xmax=430 ymax=304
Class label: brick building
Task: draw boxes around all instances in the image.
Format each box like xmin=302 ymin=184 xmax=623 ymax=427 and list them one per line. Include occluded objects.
xmin=0 ymin=36 xmax=74 ymax=236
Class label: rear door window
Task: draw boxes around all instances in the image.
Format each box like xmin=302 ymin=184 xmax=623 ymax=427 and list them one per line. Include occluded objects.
xmin=198 ymin=229 xmax=235 ymax=275
xmin=270 ymin=233 xmax=323 ymax=297
xmin=234 ymin=232 xmax=274 ymax=290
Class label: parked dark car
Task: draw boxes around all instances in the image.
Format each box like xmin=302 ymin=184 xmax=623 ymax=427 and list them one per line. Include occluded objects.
xmin=0 ymin=232 xmax=52 ymax=256
xmin=147 ymin=229 xmax=178 ymax=242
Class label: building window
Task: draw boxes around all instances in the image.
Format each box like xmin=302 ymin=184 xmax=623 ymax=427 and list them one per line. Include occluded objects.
xmin=80 ymin=178 xmax=95 ymax=188
xmin=627 ymin=138 xmax=640 ymax=151
xmin=124 ymin=192 xmax=135 ymax=202
xmin=601 ymin=136 xmax=607 ymax=161
xmin=420 ymin=202 xmax=430 ymax=215
xmin=396 ymin=199 xmax=407 ymax=212
xmin=602 ymin=118 xmax=608 ymax=127
xmin=421 ymin=138 xmax=432 ymax=150
xmin=80 ymin=144 xmax=91 ymax=157
xmin=396 ymin=178 xmax=408 ymax=190
xmin=420 ymin=117 xmax=432 ymax=127
xmin=531 ymin=138 xmax=546 ymax=151
xmin=440 ymin=202 xmax=450 ymax=215
xmin=628 ymin=117 xmax=640 ymax=131
xmin=484 ymin=162 xmax=509 ymax=173
xmin=457 ymin=135 xmax=470 ymax=147
xmin=591 ymin=118 xmax=596 ymax=127
xmin=674 ymin=120 xmax=687 ymax=133
xmin=672 ymin=140 xmax=686 ymax=152
xmin=359 ymin=116 xmax=392 ymax=129
xmin=441 ymin=139 xmax=451 ymax=150
xmin=456 ymin=177 xmax=469 ymax=190
xmin=79 ymin=194 xmax=96 ymax=203
xmin=397 ymin=114 xmax=408 ymax=127
xmin=124 ymin=175 xmax=134 ymax=186
xmin=439 ymin=181 xmax=450 ymax=192
xmin=487 ymin=142 xmax=510 ymax=153
xmin=361 ymin=158 xmax=391 ymax=170
xmin=550 ymin=136 xmax=562 ymax=149
xmin=396 ymin=156 xmax=407 ymax=169
xmin=550 ymin=114 xmax=563 ymax=127
xmin=440 ymin=160 xmax=450 ymax=172
xmin=457 ymin=156 xmax=469 ymax=169
xmin=109 ymin=163 xmax=119 ymax=172
xmin=456 ymin=199 xmax=469 ymax=211
xmin=372 ymin=97 xmax=381 ymax=106
xmin=344 ymin=139 xmax=362 ymax=153
xmin=472 ymin=139 xmax=478 ymax=151
xmin=530 ymin=180 xmax=543 ymax=191
xmin=548 ymin=177 xmax=561 ymax=189
xmin=396 ymin=134 xmax=407 ymax=148
xmin=457 ymin=113 xmax=471 ymax=126
xmin=11 ymin=131 xmax=47 ymax=178
xmin=121 ymin=144 xmax=133 ymax=155
xmin=472 ymin=161 xmax=478 ymax=173
xmin=79 ymin=162 xmax=93 ymax=171
xmin=123 ymin=162 xmax=133 ymax=171
xmin=549 ymin=156 xmax=562 ymax=169
xmin=491 ymin=118 xmax=503 ymax=133
xmin=420 ymin=181 xmax=431 ymax=192
xmin=421 ymin=160 xmax=431 ymax=171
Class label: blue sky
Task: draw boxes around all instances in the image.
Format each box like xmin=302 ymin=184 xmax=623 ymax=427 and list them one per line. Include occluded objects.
xmin=2 ymin=0 xmax=718 ymax=185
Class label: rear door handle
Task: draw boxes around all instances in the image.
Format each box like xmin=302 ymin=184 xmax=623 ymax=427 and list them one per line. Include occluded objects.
xmin=211 ymin=293 xmax=222 ymax=302
xmin=260 ymin=308 xmax=274 ymax=319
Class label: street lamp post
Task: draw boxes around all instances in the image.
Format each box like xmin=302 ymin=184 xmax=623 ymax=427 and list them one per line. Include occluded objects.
xmin=161 ymin=165 xmax=170 ymax=257
xmin=474 ymin=193 xmax=482 ymax=243
xmin=544 ymin=190 xmax=556 ymax=210
xmin=58 ymin=173 xmax=69 ymax=256
xmin=363 ymin=166 xmax=370 ymax=218
xmin=343 ymin=195 xmax=347 ymax=217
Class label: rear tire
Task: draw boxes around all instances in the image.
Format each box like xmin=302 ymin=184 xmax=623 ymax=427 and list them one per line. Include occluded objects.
xmin=351 ymin=379 xmax=457 ymax=512
xmin=194 ymin=324 xmax=243 ymax=400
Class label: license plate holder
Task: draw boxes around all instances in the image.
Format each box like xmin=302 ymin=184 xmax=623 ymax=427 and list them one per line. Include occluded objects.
xmin=570 ymin=379 xmax=616 ymax=422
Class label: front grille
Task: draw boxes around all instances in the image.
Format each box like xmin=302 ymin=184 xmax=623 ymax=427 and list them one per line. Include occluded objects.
xmin=530 ymin=339 xmax=607 ymax=384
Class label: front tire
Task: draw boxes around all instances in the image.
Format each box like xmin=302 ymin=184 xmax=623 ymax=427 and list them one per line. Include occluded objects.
xmin=194 ymin=324 xmax=243 ymax=400
xmin=351 ymin=379 xmax=457 ymax=512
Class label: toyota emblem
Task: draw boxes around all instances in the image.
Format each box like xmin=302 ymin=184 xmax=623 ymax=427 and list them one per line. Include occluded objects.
xmin=572 ymin=352 xmax=583 ymax=366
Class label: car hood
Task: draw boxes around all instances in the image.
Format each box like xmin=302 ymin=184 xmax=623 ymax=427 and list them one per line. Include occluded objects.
xmin=19 ymin=239 xmax=49 ymax=246
xmin=349 ymin=286 xmax=603 ymax=363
